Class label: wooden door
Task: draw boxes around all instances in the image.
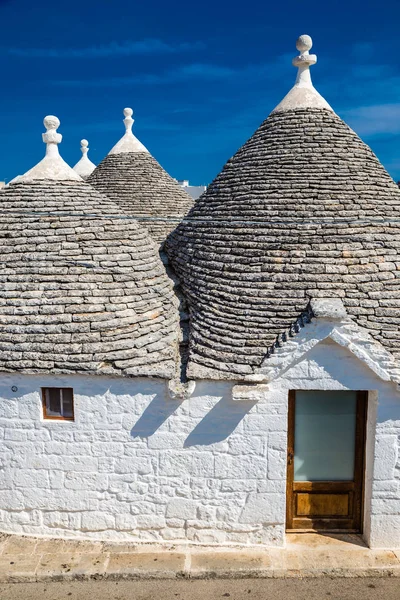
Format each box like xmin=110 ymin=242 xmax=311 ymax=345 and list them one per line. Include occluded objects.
xmin=286 ymin=390 xmax=367 ymax=532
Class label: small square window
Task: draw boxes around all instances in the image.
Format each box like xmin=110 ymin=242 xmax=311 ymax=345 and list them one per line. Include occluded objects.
xmin=42 ymin=388 xmax=74 ymax=420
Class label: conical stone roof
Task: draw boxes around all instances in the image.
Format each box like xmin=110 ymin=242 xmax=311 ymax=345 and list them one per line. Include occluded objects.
xmin=87 ymin=108 xmax=194 ymax=244
xmin=166 ymin=35 xmax=400 ymax=380
xmin=0 ymin=116 xmax=178 ymax=377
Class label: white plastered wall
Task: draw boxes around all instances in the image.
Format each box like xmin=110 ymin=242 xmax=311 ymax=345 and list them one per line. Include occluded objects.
xmin=0 ymin=329 xmax=399 ymax=547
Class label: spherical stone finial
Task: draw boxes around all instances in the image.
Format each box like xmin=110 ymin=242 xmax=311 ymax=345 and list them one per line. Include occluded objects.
xmin=292 ymin=34 xmax=317 ymax=74
xmin=43 ymin=115 xmax=60 ymax=131
xmin=296 ymin=34 xmax=313 ymax=53
xmin=123 ymin=107 xmax=133 ymax=118
xmin=42 ymin=115 xmax=62 ymax=146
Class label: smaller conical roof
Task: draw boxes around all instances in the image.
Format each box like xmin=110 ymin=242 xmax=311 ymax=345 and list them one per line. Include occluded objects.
xmin=88 ymin=108 xmax=193 ymax=244
xmin=73 ymin=139 xmax=96 ymax=180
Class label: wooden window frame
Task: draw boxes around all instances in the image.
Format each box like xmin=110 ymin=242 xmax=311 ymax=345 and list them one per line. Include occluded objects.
xmin=41 ymin=387 xmax=75 ymax=421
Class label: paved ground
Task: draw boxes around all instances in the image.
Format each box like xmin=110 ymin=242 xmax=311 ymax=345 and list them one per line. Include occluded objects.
xmin=1 ymin=578 xmax=400 ymax=600
xmin=0 ymin=532 xmax=399 ymax=582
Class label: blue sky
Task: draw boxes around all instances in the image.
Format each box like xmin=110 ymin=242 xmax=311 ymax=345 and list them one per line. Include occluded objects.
xmin=1 ymin=0 xmax=400 ymax=184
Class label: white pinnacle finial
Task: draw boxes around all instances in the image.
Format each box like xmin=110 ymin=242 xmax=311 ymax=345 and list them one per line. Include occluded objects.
xmin=73 ymin=138 xmax=96 ymax=179
xmin=293 ymin=35 xmax=316 ymax=87
xmin=108 ymin=107 xmax=149 ymax=155
xmin=43 ymin=116 xmax=62 ymax=158
xmin=11 ymin=115 xmax=82 ymax=183
xmin=272 ymin=34 xmax=333 ymax=113
xmin=80 ymin=139 xmax=89 ymax=155
xmin=123 ymin=107 xmax=134 ymax=133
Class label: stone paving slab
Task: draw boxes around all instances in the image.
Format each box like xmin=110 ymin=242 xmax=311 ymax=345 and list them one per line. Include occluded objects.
xmin=0 ymin=533 xmax=399 ymax=582
xmin=106 ymin=552 xmax=186 ymax=579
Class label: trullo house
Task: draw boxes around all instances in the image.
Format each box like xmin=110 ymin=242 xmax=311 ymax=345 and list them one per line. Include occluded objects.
xmin=0 ymin=35 xmax=400 ymax=550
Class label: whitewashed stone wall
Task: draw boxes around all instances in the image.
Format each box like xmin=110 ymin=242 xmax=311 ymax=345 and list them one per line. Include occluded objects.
xmin=0 ymin=335 xmax=399 ymax=547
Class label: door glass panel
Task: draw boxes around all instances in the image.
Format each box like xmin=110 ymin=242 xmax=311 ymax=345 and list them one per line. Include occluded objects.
xmin=294 ymin=391 xmax=357 ymax=482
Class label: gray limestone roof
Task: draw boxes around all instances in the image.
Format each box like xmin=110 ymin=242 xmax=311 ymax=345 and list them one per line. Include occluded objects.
xmin=0 ymin=179 xmax=179 ymax=377
xmin=87 ymin=110 xmax=193 ymax=244
xmin=166 ymin=107 xmax=400 ymax=380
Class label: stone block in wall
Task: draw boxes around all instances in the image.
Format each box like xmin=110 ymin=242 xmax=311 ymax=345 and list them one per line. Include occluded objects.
xmin=97 ymin=457 xmax=115 ymax=473
xmin=22 ymin=488 xmax=99 ymax=512
xmin=371 ymin=498 xmax=400 ymax=515
xmin=91 ymin=442 xmax=124 ymax=457
xmin=166 ymin=518 xmax=185 ymax=528
xmin=239 ymin=493 xmax=283 ymax=524
xmin=161 ymin=527 xmax=186 ymax=540
xmin=159 ymin=452 xmax=192 ymax=477
xmin=228 ymin=435 xmax=264 ymax=456
xmin=43 ymin=511 xmax=81 ymax=530
xmin=130 ymin=501 xmax=161 ymax=516
xmin=190 ymin=477 xmax=221 ymax=500
xmin=50 ymin=430 xmax=75 ymax=443
xmin=197 ymin=505 xmax=216 ymax=521
xmin=221 ymin=479 xmax=257 ymax=493
xmin=166 ymin=498 xmax=197 ymax=520
xmin=247 ymin=524 xmax=286 ymax=547
xmin=374 ymin=436 xmax=398 ymax=481
xmin=81 ymin=511 xmax=116 ymax=531
xmin=257 ymin=479 xmax=286 ymax=494
xmin=372 ymin=480 xmax=399 ymax=497
xmin=243 ymin=414 xmax=287 ymax=434
xmin=147 ymin=432 xmax=187 ymax=450
xmin=186 ymin=527 xmax=227 ymax=544
xmin=14 ymin=470 xmax=50 ymax=489
xmin=115 ymin=513 xmax=138 ymax=532
xmin=232 ymin=384 xmax=269 ymax=403
xmin=267 ymin=448 xmax=286 ymax=480
xmin=191 ymin=453 xmax=214 ymax=477
xmin=49 ymin=471 xmax=64 ymax=490
xmin=0 ymin=490 xmax=26 ymax=510
xmin=369 ymin=515 xmax=400 ymax=548
xmin=214 ymin=454 xmax=267 ymax=479
xmin=136 ymin=515 xmax=166 ymax=529
xmin=5 ymin=510 xmax=42 ymax=527
xmin=26 ymin=429 xmax=51 ymax=442
xmin=114 ymin=457 xmax=152 ymax=475
xmin=65 ymin=471 xmax=108 ymax=491
xmin=0 ymin=400 xmax=19 ymax=420
xmin=4 ymin=430 xmax=27 ymax=442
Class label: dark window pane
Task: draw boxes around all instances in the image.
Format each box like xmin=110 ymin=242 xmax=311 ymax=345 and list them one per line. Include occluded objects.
xmin=61 ymin=389 xmax=74 ymax=418
xmin=47 ymin=388 xmax=62 ymax=416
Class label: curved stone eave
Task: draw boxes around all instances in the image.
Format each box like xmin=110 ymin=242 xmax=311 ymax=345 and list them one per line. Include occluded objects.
xmin=183 ymin=297 xmax=400 ymax=385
